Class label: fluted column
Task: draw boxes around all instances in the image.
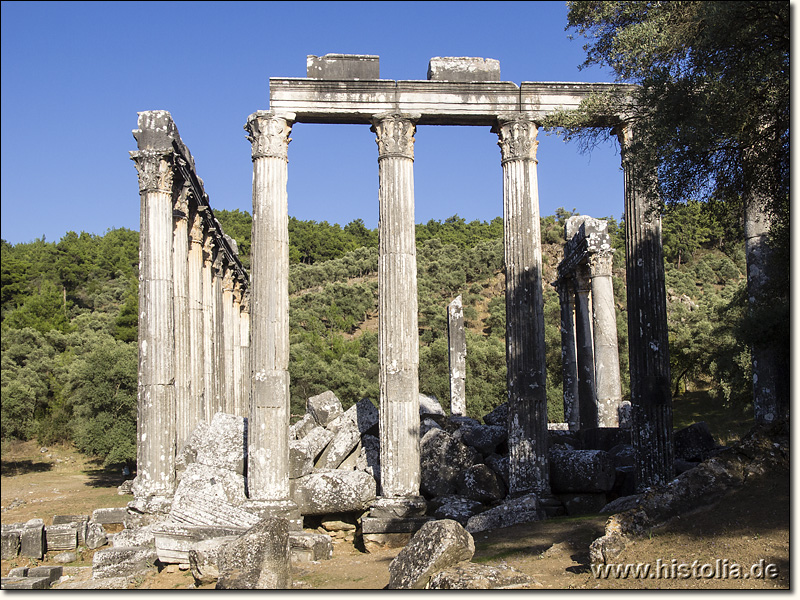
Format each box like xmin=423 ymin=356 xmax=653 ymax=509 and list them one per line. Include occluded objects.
xmin=494 ymin=114 xmax=549 ymax=495
xmin=212 ymin=254 xmax=226 ymax=414
xmin=574 ymin=267 xmax=597 ymax=429
xmin=556 ymin=277 xmax=580 ymax=431
xmin=187 ymin=209 xmax=206 ymax=431
xmin=222 ymin=263 xmax=236 ymax=412
xmin=372 ymin=113 xmax=422 ymax=499
xmin=130 ymin=146 xmax=177 ymax=506
xmin=173 ymin=185 xmax=191 ymax=451
xmin=231 ymin=283 xmax=243 ymax=416
xmin=240 ymin=293 xmax=251 ymax=418
xmin=201 ymin=233 xmax=217 ymax=422
xmin=589 ymin=251 xmax=623 ymax=427
xmin=244 ymin=111 xmax=297 ymax=517
xmin=447 ymin=295 xmax=467 ymax=417
xmin=617 ymin=124 xmax=673 ymax=490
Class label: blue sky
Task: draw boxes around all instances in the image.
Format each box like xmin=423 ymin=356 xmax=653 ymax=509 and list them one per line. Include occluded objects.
xmin=1 ymin=1 xmax=626 ymax=246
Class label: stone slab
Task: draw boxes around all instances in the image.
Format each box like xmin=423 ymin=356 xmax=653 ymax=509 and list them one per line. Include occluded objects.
xmin=153 ymin=524 xmax=247 ymax=564
xmin=361 ymin=516 xmax=433 ymax=535
xmin=91 ymin=507 xmax=130 ymax=526
xmin=1 ymin=531 xmax=20 ymax=559
xmin=362 ymin=532 xmax=413 ymax=553
xmin=427 ymin=57 xmax=500 ymax=82
xmin=289 ymin=531 xmax=333 ymax=563
xmin=307 ymin=54 xmax=379 ymax=80
xmin=45 ymin=523 xmax=78 ymax=550
xmin=1 ymin=576 xmax=51 ymax=590
xmin=20 ymin=522 xmax=44 ymax=559
xmin=28 ymin=565 xmax=63 ymax=585
xmin=53 ymin=514 xmax=90 ymax=525
xmin=92 ymin=546 xmax=158 ymax=579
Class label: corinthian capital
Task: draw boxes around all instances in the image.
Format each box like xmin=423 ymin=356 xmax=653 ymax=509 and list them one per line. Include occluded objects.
xmin=130 ymin=149 xmax=175 ymax=194
xmin=370 ymin=113 xmax=420 ymax=159
xmin=494 ymin=115 xmax=538 ymax=163
xmin=244 ymin=111 xmax=295 ymax=161
xmin=589 ymin=251 xmax=614 ymax=278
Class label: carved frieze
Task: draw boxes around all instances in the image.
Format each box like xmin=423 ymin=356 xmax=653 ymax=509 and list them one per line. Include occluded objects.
xmin=495 ymin=116 xmax=538 ymax=163
xmin=370 ymin=113 xmax=419 ymax=159
xmin=244 ymin=111 xmax=294 ymax=161
xmin=130 ymin=149 xmax=175 ymax=194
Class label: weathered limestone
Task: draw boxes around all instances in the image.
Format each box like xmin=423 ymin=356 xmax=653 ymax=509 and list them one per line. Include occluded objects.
xmin=130 ymin=112 xmax=178 ymax=506
xmin=187 ymin=210 xmax=206 ymax=431
xmin=616 ymin=124 xmax=674 ymax=490
xmin=555 ymin=277 xmax=580 ymax=431
xmin=372 ymin=112 xmax=423 ymax=501
xmin=212 ymin=255 xmax=226 ymax=413
xmin=428 ymin=563 xmax=534 ymax=590
xmin=215 ymin=517 xmax=291 ymax=589
xmin=574 ymin=268 xmax=597 ymax=428
xmin=244 ymin=111 xmax=299 ymax=522
xmin=173 ymin=185 xmax=192 ymax=450
xmin=464 ymin=493 xmax=542 ymax=533
xmin=290 ymin=470 xmax=376 ymax=515
xmin=427 ymin=57 xmax=501 ymax=82
xmin=92 ymin=546 xmax=158 ymax=580
xmin=307 ymin=53 xmax=379 ymax=80
xmin=447 ymin=295 xmax=467 ymax=416
xmin=1 ymin=531 xmax=20 ymax=559
xmin=494 ymin=114 xmax=549 ymax=495
xmin=202 ymin=235 xmax=217 ymax=421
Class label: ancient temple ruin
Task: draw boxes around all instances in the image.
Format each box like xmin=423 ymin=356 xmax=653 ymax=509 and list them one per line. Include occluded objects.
xmin=130 ymin=54 xmax=675 ymax=533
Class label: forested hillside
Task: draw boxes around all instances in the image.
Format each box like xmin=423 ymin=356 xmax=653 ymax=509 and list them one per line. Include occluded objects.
xmin=0 ymin=203 xmax=750 ymax=468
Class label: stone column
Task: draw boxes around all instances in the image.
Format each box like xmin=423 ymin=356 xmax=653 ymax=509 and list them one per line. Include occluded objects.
xmin=240 ymin=293 xmax=251 ymax=418
xmin=212 ymin=253 xmax=226 ymax=414
xmin=173 ymin=185 xmax=192 ymax=451
xmin=231 ymin=283 xmax=243 ymax=416
xmin=617 ymin=124 xmax=673 ymax=491
xmin=494 ymin=115 xmax=549 ymax=495
xmin=187 ymin=209 xmax=206 ymax=431
xmin=574 ymin=267 xmax=597 ymax=429
xmin=130 ymin=146 xmax=177 ymax=509
xmin=589 ymin=251 xmax=623 ymax=427
xmin=371 ymin=112 xmax=423 ymax=501
xmin=222 ymin=263 xmax=236 ymax=412
xmin=447 ymin=295 xmax=467 ymax=417
xmin=202 ymin=233 xmax=217 ymax=422
xmin=244 ymin=111 xmax=298 ymax=521
xmin=556 ymin=277 xmax=580 ymax=431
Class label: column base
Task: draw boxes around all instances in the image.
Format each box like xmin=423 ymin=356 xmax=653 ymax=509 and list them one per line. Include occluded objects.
xmin=241 ymin=499 xmax=302 ymax=531
xmin=361 ymin=496 xmax=430 ymax=552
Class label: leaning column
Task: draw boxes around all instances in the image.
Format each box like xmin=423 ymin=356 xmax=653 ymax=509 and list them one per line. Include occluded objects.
xmin=555 ymin=277 xmax=580 ymax=431
xmin=616 ymin=124 xmax=673 ymax=490
xmin=130 ymin=134 xmax=177 ymax=512
xmin=447 ymin=295 xmax=467 ymax=417
xmin=494 ymin=114 xmax=549 ymax=495
xmin=244 ymin=111 xmax=299 ymax=523
xmin=589 ymin=251 xmax=623 ymax=427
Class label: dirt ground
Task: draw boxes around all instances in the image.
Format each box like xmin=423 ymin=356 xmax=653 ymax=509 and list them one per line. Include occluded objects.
xmin=1 ymin=439 xmax=789 ymax=590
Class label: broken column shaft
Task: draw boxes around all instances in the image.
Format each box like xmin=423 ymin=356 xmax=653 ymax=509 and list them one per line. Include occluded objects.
xmin=447 ymin=295 xmax=467 ymax=417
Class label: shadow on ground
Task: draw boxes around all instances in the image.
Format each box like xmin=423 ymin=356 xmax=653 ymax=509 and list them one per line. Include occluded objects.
xmin=1 ymin=459 xmax=53 ymax=476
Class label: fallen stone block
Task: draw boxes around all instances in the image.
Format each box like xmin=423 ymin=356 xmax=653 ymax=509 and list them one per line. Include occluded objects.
xmin=1 ymin=530 xmax=20 ymax=559
xmin=289 ymin=531 xmax=333 ymax=563
xmin=92 ymin=546 xmax=158 ymax=579
xmin=428 ymin=563 xmax=534 ymax=589
xmin=674 ymin=421 xmax=716 ymax=462
xmin=317 ymin=399 xmax=379 ymax=468
xmin=419 ymin=393 xmax=445 ymax=416
xmin=600 ymin=493 xmax=644 ymax=514
xmin=325 ymin=398 xmax=379 ymax=436
xmin=53 ymin=514 xmax=90 ymax=525
xmin=195 ymin=413 xmax=248 ymax=474
xmin=336 ymin=442 xmax=361 ymax=471
xmin=388 ymin=519 xmax=475 ymax=589
xmin=91 ymin=507 xmax=130 ymax=526
xmin=21 ymin=519 xmax=44 ymax=559
xmin=608 ymin=443 xmax=636 ymax=468
xmin=431 ymin=496 xmax=485 ymax=527
xmin=54 ymin=551 xmax=78 ymax=564
xmin=153 ymin=524 xmax=247 ymax=564
xmin=580 ymin=427 xmax=631 ymax=451
xmin=484 ymin=453 xmax=510 ymax=489
xmin=482 ymin=402 xmax=508 ymax=426
xmin=1 ymin=576 xmax=51 ymax=590
xmin=291 ymin=469 xmax=376 ymax=515
xmin=289 ymin=413 xmax=317 ymax=441
xmin=420 ymin=428 xmax=480 ymax=498
xmin=7 ymin=567 xmax=28 ymax=577
xmin=85 ymin=522 xmax=108 ymax=549
xmin=355 ymin=434 xmax=380 ymax=482
xmin=172 ymin=462 xmax=248 ymax=511
xmin=306 ymin=390 xmax=344 ymax=427
xmin=45 ymin=523 xmax=78 ymax=550
xmin=117 ymin=479 xmax=134 ymax=495
xmin=176 ymin=420 xmax=210 ymax=473
xmin=28 ymin=565 xmax=63 ymax=586
xmin=188 ymin=536 xmax=238 ymax=586
xmin=455 ymin=424 xmax=507 ymax=456
xmin=549 ymin=447 xmax=616 ymax=493
xmin=216 ymin=517 xmax=290 ymax=589
xmin=557 ymin=493 xmax=608 ymax=516
xmin=456 ymin=464 xmax=506 ymax=503
xmin=290 ymin=426 xmax=334 ymax=478
xmin=465 ymin=493 xmax=542 ymax=533
xmin=112 ymin=525 xmax=157 ymax=548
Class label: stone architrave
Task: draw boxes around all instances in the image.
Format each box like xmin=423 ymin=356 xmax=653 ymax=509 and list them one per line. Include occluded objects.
xmin=372 ymin=113 xmax=423 ymax=500
xmin=493 ymin=114 xmax=549 ymax=495
xmin=187 ymin=209 xmax=206 ymax=429
xmin=173 ymin=183 xmax=192 ymax=451
xmin=447 ymin=295 xmax=467 ymax=417
xmin=130 ymin=111 xmax=178 ymax=505
xmin=555 ymin=277 xmax=580 ymax=431
xmin=588 ymin=251 xmax=623 ymax=427
xmin=244 ymin=111 xmax=298 ymax=521
xmin=574 ymin=267 xmax=597 ymax=429
xmin=616 ymin=124 xmax=674 ymax=490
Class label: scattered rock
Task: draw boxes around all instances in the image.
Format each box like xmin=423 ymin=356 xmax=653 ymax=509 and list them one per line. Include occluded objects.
xmin=428 ymin=563 xmax=535 ymax=589
xmin=419 ymin=394 xmax=445 ymax=416
xmin=549 ymin=447 xmax=616 ymax=493
xmin=1 ymin=530 xmax=20 ymax=559
xmin=431 ymin=496 xmax=485 ymax=526
xmin=85 ymin=522 xmax=108 ymax=549
xmin=482 ymin=403 xmax=508 ymax=427
xmin=420 ymin=428 xmax=480 ymax=498
xmin=388 ymin=519 xmax=475 ymax=589
xmin=54 ymin=551 xmax=78 ymax=564
xmin=455 ymin=424 xmax=507 ymax=455
xmin=465 ymin=493 xmax=542 ymax=533
xmin=92 ymin=546 xmax=158 ymax=579
xmin=456 ymin=464 xmax=506 ymax=503
xmin=307 ymin=391 xmax=344 ymax=427
xmin=216 ymin=517 xmax=290 ymax=589
xmin=188 ymin=536 xmax=238 ymax=585
xmin=291 ymin=469 xmax=376 ymax=515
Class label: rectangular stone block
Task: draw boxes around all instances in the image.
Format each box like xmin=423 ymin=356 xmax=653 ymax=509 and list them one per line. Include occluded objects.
xmin=361 ymin=516 xmax=432 ymax=535
xmin=307 ymin=54 xmax=379 ymax=80
xmin=27 ymin=566 xmax=63 ymax=585
xmin=91 ymin=507 xmax=130 ymax=525
xmin=20 ymin=522 xmax=44 ymax=559
xmin=1 ymin=576 xmax=51 ymax=590
xmin=1 ymin=531 xmax=20 ymax=559
xmin=153 ymin=524 xmax=247 ymax=564
xmin=1 ymin=522 xmax=26 ymax=532
xmin=427 ymin=57 xmax=500 ymax=82
xmin=92 ymin=546 xmax=158 ymax=579
xmin=45 ymin=523 xmax=78 ymax=551
xmin=289 ymin=531 xmax=332 ymax=563
xmin=7 ymin=567 xmax=28 ymax=578
xmin=53 ymin=514 xmax=90 ymax=525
